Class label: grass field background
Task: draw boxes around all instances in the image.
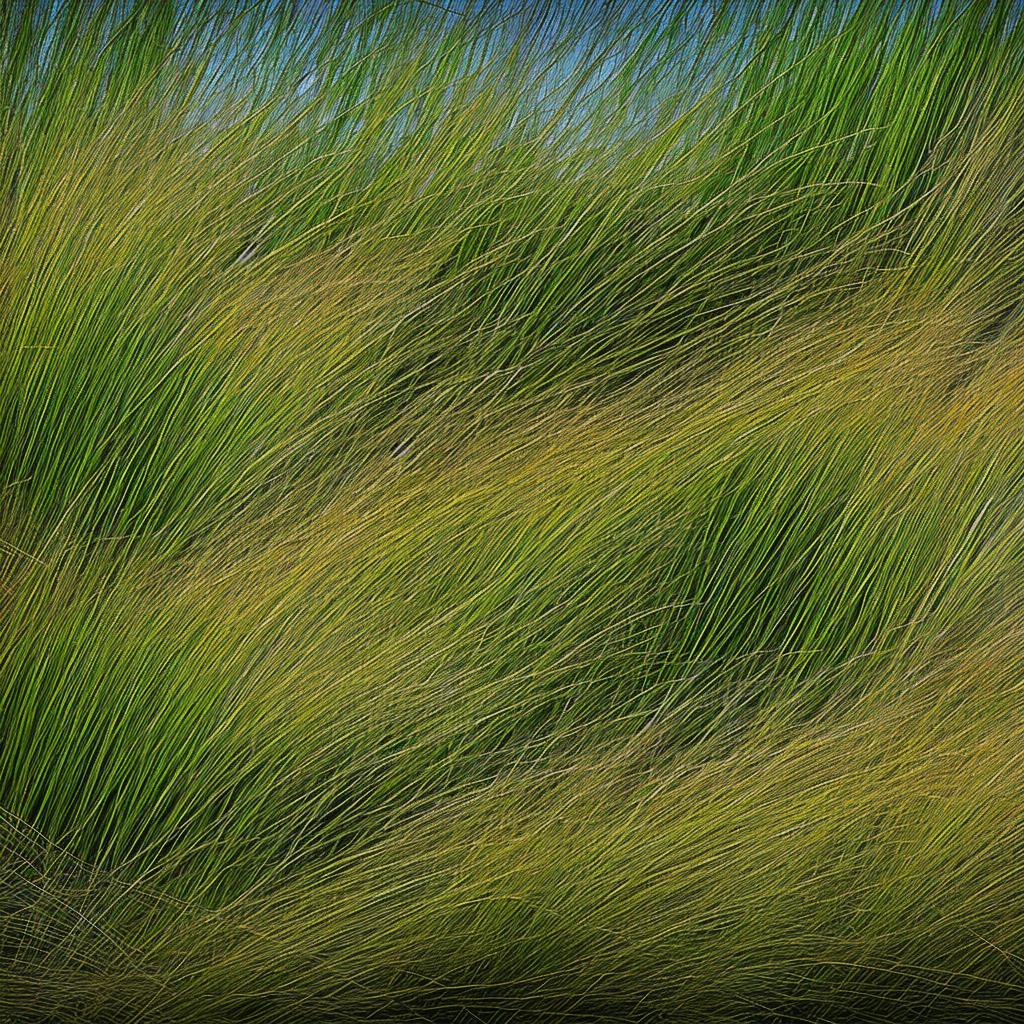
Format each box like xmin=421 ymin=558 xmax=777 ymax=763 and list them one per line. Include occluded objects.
xmin=3 ymin=1 xmax=1024 ymax=1020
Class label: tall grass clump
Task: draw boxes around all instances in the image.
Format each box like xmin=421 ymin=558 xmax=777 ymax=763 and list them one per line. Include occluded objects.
xmin=3 ymin=0 xmax=1024 ymax=1020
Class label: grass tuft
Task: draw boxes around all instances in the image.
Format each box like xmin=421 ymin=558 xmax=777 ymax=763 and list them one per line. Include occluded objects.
xmin=3 ymin=1 xmax=1024 ymax=1020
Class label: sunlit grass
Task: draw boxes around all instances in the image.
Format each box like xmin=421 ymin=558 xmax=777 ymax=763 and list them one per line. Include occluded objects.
xmin=3 ymin=1 xmax=1024 ymax=1020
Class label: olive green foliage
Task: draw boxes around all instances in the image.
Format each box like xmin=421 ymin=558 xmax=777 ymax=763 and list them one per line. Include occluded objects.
xmin=3 ymin=1 xmax=1024 ymax=1020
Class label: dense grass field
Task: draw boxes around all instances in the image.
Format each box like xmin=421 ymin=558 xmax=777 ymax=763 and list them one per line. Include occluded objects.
xmin=4 ymin=0 xmax=1024 ymax=1019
